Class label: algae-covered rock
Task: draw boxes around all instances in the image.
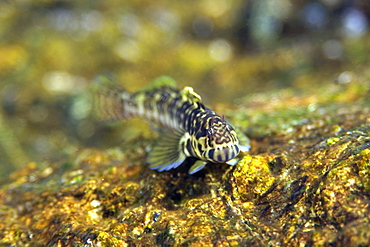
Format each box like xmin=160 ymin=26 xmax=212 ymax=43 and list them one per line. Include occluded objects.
xmin=0 ymin=80 xmax=370 ymax=246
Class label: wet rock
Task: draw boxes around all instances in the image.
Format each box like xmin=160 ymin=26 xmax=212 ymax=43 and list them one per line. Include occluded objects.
xmin=1 ymin=80 xmax=369 ymax=246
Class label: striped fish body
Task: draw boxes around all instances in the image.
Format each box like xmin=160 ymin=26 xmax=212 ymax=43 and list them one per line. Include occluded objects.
xmin=94 ymin=76 xmax=250 ymax=174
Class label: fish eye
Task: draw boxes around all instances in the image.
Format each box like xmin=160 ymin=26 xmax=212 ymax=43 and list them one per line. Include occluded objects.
xmin=207 ymin=127 xmax=214 ymax=136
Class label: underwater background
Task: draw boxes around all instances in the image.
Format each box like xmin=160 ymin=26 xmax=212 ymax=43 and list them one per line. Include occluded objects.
xmin=0 ymin=0 xmax=369 ymax=178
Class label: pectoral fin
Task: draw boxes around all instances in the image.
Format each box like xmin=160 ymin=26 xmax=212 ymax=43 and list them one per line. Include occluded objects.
xmin=188 ymin=160 xmax=207 ymax=174
xmin=225 ymin=158 xmax=239 ymax=166
xmin=147 ymin=129 xmax=188 ymax=172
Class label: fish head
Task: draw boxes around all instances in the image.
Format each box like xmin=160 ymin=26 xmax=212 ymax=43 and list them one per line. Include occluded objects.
xmin=194 ymin=115 xmax=240 ymax=163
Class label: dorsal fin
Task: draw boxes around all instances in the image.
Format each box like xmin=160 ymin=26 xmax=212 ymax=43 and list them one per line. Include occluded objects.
xmin=180 ymin=86 xmax=202 ymax=104
xmin=143 ymin=77 xmax=202 ymax=104
xmin=143 ymin=76 xmax=178 ymax=91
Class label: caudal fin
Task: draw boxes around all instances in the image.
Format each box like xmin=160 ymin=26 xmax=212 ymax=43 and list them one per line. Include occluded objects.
xmin=92 ymin=75 xmax=130 ymax=121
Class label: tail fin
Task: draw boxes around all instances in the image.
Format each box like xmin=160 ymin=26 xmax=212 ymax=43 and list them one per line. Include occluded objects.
xmin=92 ymin=75 xmax=129 ymax=121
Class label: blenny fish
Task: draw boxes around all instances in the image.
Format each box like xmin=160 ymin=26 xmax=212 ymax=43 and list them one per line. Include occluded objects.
xmin=93 ymin=75 xmax=250 ymax=174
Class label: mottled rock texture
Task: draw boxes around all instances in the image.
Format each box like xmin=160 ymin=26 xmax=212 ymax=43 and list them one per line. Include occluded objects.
xmin=1 ymin=81 xmax=369 ymax=246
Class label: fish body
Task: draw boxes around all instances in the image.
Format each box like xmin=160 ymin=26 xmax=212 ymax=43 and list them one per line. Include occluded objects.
xmin=93 ymin=76 xmax=250 ymax=174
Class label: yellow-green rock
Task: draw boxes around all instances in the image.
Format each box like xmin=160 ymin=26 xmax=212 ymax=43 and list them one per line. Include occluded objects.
xmin=1 ymin=80 xmax=370 ymax=246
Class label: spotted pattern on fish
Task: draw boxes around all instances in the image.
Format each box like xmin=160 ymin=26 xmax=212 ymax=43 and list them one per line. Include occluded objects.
xmin=93 ymin=75 xmax=250 ymax=174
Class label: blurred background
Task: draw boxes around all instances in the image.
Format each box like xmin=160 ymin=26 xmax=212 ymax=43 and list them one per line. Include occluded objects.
xmin=0 ymin=0 xmax=369 ymax=179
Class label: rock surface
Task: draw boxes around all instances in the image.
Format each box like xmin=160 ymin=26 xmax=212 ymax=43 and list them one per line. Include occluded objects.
xmin=0 ymin=80 xmax=369 ymax=246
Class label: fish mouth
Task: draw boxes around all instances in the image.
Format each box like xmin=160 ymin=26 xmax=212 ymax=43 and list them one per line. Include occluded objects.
xmin=207 ymin=144 xmax=240 ymax=163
